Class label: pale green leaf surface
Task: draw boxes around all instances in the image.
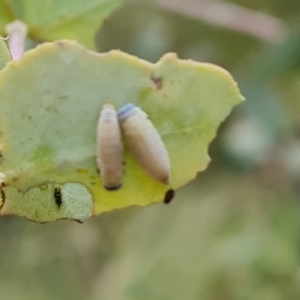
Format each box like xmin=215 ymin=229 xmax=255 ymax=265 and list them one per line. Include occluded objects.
xmin=0 ymin=40 xmax=243 ymax=221
xmin=4 ymin=0 xmax=122 ymax=48
xmin=1 ymin=183 xmax=93 ymax=222
xmin=0 ymin=37 xmax=12 ymax=70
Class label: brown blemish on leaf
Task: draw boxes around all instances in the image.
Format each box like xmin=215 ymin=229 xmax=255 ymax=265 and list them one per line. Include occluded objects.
xmin=56 ymin=41 xmax=65 ymax=48
xmin=151 ymin=76 xmax=163 ymax=90
xmin=59 ymin=95 xmax=68 ymax=100
xmin=76 ymin=169 xmax=89 ymax=175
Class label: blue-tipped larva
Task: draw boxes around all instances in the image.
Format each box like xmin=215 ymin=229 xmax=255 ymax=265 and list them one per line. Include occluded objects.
xmin=96 ymin=104 xmax=123 ymax=191
xmin=118 ymin=103 xmax=170 ymax=184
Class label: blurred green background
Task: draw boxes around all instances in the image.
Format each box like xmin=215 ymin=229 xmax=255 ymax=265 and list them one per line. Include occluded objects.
xmin=1 ymin=0 xmax=300 ymax=299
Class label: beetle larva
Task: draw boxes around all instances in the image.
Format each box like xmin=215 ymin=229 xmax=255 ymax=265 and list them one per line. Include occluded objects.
xmin=96 ymin=104 xmax=123 ymax=191
xmin=118 ymin=103 xmax=170 ymax=184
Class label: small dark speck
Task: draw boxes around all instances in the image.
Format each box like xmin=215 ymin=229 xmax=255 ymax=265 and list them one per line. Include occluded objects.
xmin=151 ymin=76 xmax=163 ymax=90
xmin=59 ymin=95 xmax=68 ymax=100
xmin=54 ymin=187 xmax=62 ymax=207
xmin=11 ymin=177 xmax=18 ymax=182
xmin=163 ymin=189 xmax=175 ymax=204
xmin=56 ymin=42 xmax=65 ymax=48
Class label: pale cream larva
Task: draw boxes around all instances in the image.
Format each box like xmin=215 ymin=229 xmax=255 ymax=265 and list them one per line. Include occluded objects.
xmin=96 ymin=104 xmax=123 ymax=191
xmin=118 ymin=103 xmax=170 ymax=184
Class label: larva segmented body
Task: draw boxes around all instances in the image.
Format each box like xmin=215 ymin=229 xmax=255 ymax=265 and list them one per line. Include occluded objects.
xmin=118 ymin=103 xmax=170 ymax=184
xmin=96 ymin=104 xmax=123 ymax=191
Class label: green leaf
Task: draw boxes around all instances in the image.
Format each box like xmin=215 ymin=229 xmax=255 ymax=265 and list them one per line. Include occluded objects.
xmin=0 ymin=0 xmax=14 ymax=32
xmin=0 ymin=37 xmax=12 ymax=70
xmin=4 ymin=0 xmax=123 ymax=48
xmin=1 ymin=183 xmax=93 ymax=223
xmin=0 ymin=40 xmax=244 ymax=222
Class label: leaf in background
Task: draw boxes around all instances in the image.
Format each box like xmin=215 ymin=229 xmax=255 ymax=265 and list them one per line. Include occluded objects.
xmin=4 ymin=0 xmax=123 ymax=48
xmin=0 ymin=36 xmax=12 ymax=70
xmin=0 ymin=0 xmax=13 ymax=32
xmin=0 ymin=40 xmax=243 ymax=222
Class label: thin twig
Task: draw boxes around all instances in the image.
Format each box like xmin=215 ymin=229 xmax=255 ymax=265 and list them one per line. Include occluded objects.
xmin=156 ymin=0 xmax=288 ymax=43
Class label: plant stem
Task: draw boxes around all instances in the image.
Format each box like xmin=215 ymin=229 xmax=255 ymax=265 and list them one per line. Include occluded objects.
xmin=155 ymin=0 xmax=288 ymax=43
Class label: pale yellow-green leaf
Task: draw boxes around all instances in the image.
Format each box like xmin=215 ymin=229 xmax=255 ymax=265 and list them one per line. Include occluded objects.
xmin=0 ymin=36 xmax=12 ymax=70
xmin=1 ymin=183 xmax=93 ymax=223
xmin=0 ymin=40 xmax=244 ymax=222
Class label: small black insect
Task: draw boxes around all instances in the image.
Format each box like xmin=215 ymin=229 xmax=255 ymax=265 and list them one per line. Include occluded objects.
xmin=54 ymin=187 xmax=62 ymax=208
xmin=163 ymin=189 xmax=175 ymax=204
xmin=0 ymin=189 xmax=6 ymax=209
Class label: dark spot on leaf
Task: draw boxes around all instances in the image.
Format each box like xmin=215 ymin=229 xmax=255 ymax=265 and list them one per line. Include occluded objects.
xmin=56 ymin=41 xmax=65 ymax=48
xmin=54 ymin=187 xmax=62 ymax=208
xmin=59 ymin=95 xmax=68 ymax=100
xmin=45 ymin=106 xmax=53 ymax=112
xmin=163 ymin=189 xmax=175 ymax=204
xmin=0 ymin=189 xmax=6 ymax=209
xmin=77 ymin=168 xmax=89 ymax=174
xmin=151 ymin=76 xmax=163 ymax=90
